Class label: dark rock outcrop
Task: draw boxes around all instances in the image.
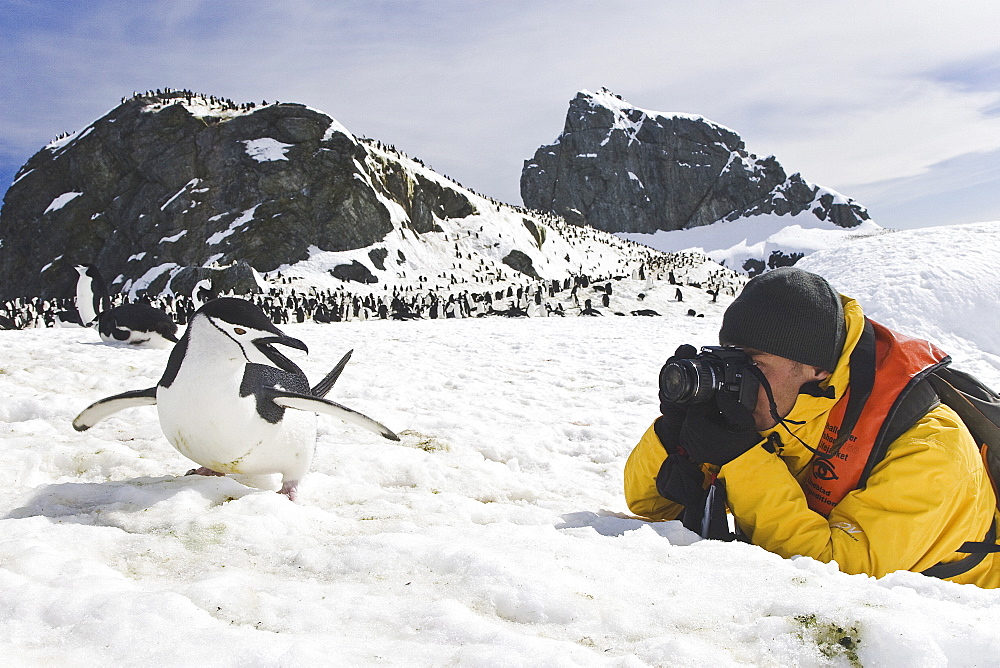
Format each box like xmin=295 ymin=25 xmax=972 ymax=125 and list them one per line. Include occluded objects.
xmin=521 ymin=88 xmax=871 ymax=234
xmin=332 ymin=260 xmax=377 ymax=284
xmin=0 ymin=91 xmax=479 ymax=299
xmin=501 ymin=249 xmax=539 ymax=279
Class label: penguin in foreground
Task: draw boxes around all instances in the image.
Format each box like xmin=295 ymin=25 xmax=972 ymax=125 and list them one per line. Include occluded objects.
xmin=97 ymin=302 xmax=179 ymax=348
xmin=73 ymin=297 xmax=399 ymax=501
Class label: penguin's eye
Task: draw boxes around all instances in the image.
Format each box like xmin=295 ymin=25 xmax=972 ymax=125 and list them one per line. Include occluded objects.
xmin=234 ymin=327 xmax=246 ymax=335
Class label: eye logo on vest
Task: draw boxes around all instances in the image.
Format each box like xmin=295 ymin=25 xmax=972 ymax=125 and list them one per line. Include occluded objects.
xmin=813 ymin=458 xmax=839 ymax=481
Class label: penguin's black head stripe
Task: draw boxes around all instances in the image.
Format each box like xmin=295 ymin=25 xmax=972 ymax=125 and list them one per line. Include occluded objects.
xmin=198 ymin=298 xmax=285 ymax=335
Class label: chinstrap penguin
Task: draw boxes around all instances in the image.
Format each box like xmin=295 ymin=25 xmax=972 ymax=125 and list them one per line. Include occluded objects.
xmin=73 ymin=297 xmax=399 ymax=501
xmin=97 ymin=302 xmax=179 ymax=348
xmin=74 ymin=263 xmax=111 ymax=326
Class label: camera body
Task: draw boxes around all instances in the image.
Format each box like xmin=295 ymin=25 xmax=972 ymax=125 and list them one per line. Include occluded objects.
xmin=659 ymin=346 xmax=759 ymax=412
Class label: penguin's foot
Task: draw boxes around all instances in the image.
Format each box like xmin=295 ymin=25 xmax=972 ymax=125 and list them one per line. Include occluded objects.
xmin=185 ymin=466 xmax=226 ymax=477
xmin=278 ymin=479 xmax=299 ymax=502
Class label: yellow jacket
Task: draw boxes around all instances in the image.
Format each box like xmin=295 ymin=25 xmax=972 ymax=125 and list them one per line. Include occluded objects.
xmin=624 ymin=296 xmax=1000 ymax=587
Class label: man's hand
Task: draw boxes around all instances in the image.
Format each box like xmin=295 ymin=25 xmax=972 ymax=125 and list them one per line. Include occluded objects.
xmin=679 ymin=392 xmax=762 ymax=466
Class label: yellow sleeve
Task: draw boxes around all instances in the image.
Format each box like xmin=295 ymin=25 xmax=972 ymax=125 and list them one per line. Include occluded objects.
xmin=624 ymin=422 xmax=683 ymax=521
xmin=719 ymin=404 xmax=997 ymax=579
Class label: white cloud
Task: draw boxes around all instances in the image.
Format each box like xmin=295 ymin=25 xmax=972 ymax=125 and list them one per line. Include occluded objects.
xmin=2 ymin=0 xmax=999 ymax=222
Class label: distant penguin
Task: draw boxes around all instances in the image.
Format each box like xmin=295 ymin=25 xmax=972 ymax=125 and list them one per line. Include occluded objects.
xmin=73 ymin=297 xmax=399 ymax=501
xmin=191 ymin=278 xmax=213 ymax=310
xmin=74 ymin=264 xmax=110 ymax=326
xmin=97 ymin=302 xmax=179 ymax=348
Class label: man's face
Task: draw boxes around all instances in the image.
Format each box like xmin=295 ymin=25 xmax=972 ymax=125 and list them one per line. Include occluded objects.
xmin=743 ymin=349 xmax=830 ymax=430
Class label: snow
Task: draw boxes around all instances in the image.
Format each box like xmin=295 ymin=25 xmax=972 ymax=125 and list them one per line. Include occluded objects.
xmin=142 ymin=96 xmax=256 ymax=122
xmin=126 ymin=262 xmax=179 ymax=298
xmin=12 ymin=168 xmax=34 ymax=186
xmin=242 ymin=138 xmax=293 ymax=163
xmin=44 ymin=191 xmax=83 ymax=214
xmin=321 ymin=117 xmax=357 ymax=144
xmin=207 ymin=206 xmax=258 ymax=245
xmin=581 ymin=88 xmax=737 ymax=140
xmin=45 ymin=126 xmax=93 ymax=154
xmin=3 ymin=221 xmax=1000 ymax=663
xmin=159 ymin=230 xmax=187 ymax=244
xmin=161 ymin=178 xmax=200 ymax=211
xmin=40 ymin=255 xmax=62 ymax=273
xmin=621 ymin=214 xmax=886 ymax=271
xmin=799 ymin=220 xmax=1000 ymax=362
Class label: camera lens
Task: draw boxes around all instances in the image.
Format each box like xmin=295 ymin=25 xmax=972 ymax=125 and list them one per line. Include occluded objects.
xmin=660 ymin=359 xmax=718 ymax=404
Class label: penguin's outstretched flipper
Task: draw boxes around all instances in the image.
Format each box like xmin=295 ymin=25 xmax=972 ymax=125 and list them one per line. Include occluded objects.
xmin=267 ymin=389 xmax=399 ymax=441
xmin=310 ymin=349 xmax=353 ymax=398
xmin=73 ymin=387 xmax=158 ymax=431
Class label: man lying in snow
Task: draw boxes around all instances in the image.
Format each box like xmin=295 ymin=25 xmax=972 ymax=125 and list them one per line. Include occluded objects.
xmin=624 ymin=267 xmax=1000 ymax=587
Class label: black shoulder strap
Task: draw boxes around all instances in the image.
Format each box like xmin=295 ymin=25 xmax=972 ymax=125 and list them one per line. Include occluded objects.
xmin=828 ymin=319 xmax=878 ymax=457
xmin=922 ymin=521 xmax=998 ymax=579
xmin=928 ymin=368 xmax=1000 ymax=456
xmin=858 ymin=373 xmax=941 ymax=487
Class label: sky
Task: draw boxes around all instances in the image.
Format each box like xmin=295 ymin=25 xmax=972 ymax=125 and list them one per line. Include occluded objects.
xmin=1 ymin=0 xmax=999 ymax=229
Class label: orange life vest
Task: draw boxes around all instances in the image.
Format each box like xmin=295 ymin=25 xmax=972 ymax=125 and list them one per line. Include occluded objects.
xmin=803 ymin=319 xmax=949 ymax=516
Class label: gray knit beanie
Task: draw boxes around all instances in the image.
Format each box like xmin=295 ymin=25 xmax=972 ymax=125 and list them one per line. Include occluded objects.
xmin=719 ymin=267 xmax=846 ymax=371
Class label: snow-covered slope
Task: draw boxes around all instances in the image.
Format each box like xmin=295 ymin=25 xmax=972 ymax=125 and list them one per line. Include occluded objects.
xmin=621 ymin=213 xmax=888 ymax=272
xmin=272 ymin=138 xmax=673 ymax=294
xmin=2 ymin=223 xmax=1000 ymax=664
xmin=799 ymin=220 xmax=1000 ymax=366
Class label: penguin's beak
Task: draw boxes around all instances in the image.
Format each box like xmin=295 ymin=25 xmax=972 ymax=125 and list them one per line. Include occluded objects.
xmin=254 ymin=334 xmax=308 ymax=374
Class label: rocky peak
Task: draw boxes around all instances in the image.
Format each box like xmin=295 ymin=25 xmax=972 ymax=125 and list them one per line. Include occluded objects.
xmin=0 ymin=90 xmax=481 ymax=299
xmin=521 ymin=88 xmax=870 ymax=234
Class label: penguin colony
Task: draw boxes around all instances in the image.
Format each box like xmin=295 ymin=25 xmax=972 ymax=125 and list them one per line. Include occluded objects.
xmin=0 ymin=252 xmax=742 ymax=330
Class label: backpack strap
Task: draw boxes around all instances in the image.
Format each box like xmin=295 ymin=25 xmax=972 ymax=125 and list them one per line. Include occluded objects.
xmin=914 ymin=370 xmax=1000 ymax=578
xmin=858 ymin=373 xmax=942 ymax=487
xmin=921 ymin=520 xmax=999 ymax=579
xmin=928 ymin=369 xmax=1000 ymax=455
xmin=845 ymin=350 xmax=1000 ymax=578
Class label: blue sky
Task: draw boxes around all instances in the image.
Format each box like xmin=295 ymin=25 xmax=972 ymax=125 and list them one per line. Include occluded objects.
xmin=2 ymin=0 xmax=999 ymax=229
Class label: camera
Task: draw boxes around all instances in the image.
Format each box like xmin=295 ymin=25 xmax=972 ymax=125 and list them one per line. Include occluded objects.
xmin=659 ymin=346 xmax=759 ymax=411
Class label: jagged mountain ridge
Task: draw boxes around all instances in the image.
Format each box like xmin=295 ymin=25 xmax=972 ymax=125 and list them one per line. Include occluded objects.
xmin=521 ymin=88 xmax=872 ymax=235
xmin=0 ymin=90 xmax=679 ymax=301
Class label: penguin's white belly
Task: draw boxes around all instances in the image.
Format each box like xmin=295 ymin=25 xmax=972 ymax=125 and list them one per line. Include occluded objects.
xmin=156 ymin=368 xmax=316 ymax=478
